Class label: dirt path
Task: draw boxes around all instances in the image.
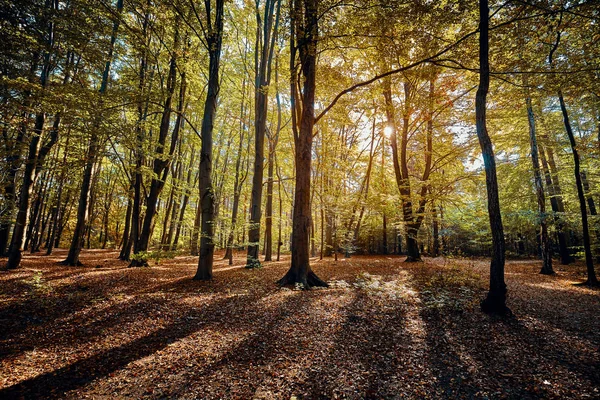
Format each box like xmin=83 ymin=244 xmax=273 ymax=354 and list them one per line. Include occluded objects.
xmin=1 ymin=250 xmax=598 ymax=399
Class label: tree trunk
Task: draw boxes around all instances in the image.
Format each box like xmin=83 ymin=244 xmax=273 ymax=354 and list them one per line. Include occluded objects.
xmin=118 ymin=189 xmax=133 ymax=259
xmin=477 ymin=0 xmax=509 ymax=315
xmin=246 ymin=0 xmax=282 ymax=269
xmin=131 ymin=23 xmax=181 ymax=266
xmin=581 ymin=171 xmax=600 ymax=263
xmin=278 ymin=0 xmax=327 ymax=288
xmin=558 ymin=93 xmax=598 ymax=286
xmin=172 ymin=151 xmax=196 ymax=251
xmin=62 ymin=0 xmax=123 ymax=266
xmin=538 ymin=143 xmax=570 ymax=264
xmin=194 ymin=0 xmax=224 ymax=281
xmin=432 ymin=203 xmax=439 ymax=257
xmin=264 ymin=139 xmax=275 ymax=261
xmin=526 ymin=95 xmax=553 ymax=274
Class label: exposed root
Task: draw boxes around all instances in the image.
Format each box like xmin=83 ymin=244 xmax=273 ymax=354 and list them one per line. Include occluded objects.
xmin=480 ymin=290 xmax=512 ymax=316
xmin=58 ymin=259 xmax=83 ymax=267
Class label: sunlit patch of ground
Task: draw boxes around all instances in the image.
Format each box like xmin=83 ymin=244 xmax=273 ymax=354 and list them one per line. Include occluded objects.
xmin=0 ymin=249 xmax=598 ymax=399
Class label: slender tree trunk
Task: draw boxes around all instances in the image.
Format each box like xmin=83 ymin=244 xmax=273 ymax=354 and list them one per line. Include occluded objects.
xmin=581 ymin=171 xmax=600 ymax=263
xmin=247 ymin=0 xmax=282 ymax=269
xmin=539 ymin=142 xmax=570 ymax=264
xmin=62 ymin=0 xmax=123 ymax=266
xmin=172 ymin=151 xmax=196 ymax=251
xmin=526 ymin=95 xmax=553 ymax=274
xmin=131 ymin=23 xmax=181 ymax=266
xmin=477 ymin=0 xmax=509 ymax=315
xmin=432 ymin=203 xmax=439 ymax=257
xmin=119 ymin=189 xmax=133 ymax=259
xmin=558 ymin=93 xmax=598 ymax=286
xmin=194 ymin=0 xmax=224 ymax=281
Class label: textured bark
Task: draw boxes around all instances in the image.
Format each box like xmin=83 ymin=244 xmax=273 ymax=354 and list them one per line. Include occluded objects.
xmin=194 ymin=0 xmax=224 ymax=281
xmin=477 ymin=0 xmax=509 ymax=315
xmin=277 ymin=0 xmax=327 ymax=288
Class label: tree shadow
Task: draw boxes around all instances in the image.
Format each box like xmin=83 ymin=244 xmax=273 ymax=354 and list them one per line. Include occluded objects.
xmin=0 ymin=290 xmax=275 ymax=399
xmin=298 ymin=290 xmax=418 ymax=399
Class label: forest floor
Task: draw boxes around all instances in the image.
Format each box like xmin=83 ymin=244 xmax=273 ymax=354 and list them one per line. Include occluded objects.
xmin=0 ymin=249 xmax=598 ymax=399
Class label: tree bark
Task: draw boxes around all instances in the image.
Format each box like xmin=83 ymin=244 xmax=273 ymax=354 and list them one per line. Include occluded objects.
xmin=558 ymin=93 xmax=598 ymax=286
xmin=477 ymin=0 xmax=509 ymax=315
xmin=277 ymin=0 xmax=327 ymax=288
xmin=526 ymin=95 xmax=553 ymax=274
xmin=246 ymin=0 xmax=282 ymax=268
xmin=194 ymin=0 xmax=225 ymax=281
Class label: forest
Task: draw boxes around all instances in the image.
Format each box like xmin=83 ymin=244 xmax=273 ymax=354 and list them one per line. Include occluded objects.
xmin=0 ymin=0 xmax=599 ymax=398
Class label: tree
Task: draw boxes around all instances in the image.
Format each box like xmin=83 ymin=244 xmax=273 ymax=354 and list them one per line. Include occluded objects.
xmin=61 ymin=0 xmax=124 ymax=266
xmin=277 ymin=0 xmax=327 ymax=287
xmin=246 ymin=0 xmax=282 ymax=269
xmin=193 ymin=0 xmax=225 ymax=281
xmin=476 ymin=0 xmax=509 ymax=315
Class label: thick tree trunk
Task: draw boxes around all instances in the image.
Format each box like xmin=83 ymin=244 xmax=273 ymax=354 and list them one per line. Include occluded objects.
xmin=0 ymin=131 xmax=23 ymax=256
xmin=6 ymin=114 xmax=46 ymax=269
xmin=526 ymin=96 xmax=553 ymax=275
xmin=558 ymin=93 xmax=598 ymax=286
xmin=477 ymin=0 xmax=509 ymax=315
xmin=278 ymin=0 xmax=327 ymax=288
xmin=194 ymin=0 xmax=224 ymax=281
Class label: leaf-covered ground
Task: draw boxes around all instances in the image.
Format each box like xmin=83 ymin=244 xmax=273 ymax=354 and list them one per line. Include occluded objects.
xmin=0 ymin=249 xmax=598 ymax=399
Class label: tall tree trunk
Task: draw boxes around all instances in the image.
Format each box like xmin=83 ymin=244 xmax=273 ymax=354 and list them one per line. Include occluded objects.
xmin=581 ymin=171 xmax=600 ymax=263
xmin=264 ymin=139 xmax=275 ymax=261
xmin=194 ymin=0 xmax=225 ymax=281
xmin=538 ymin=142 xmax=570 ymax=264
xmin=131 ymin=22 xmax=181 ymax=266
xmin=558 ymin=93 xmax=598 ymax=286
xmin=0 ymin=127 xmax=24 ymax=256
xmin=383 ymin=77 xmax=421 ymax=262
xmin=432 ymin=202 xmax=439 ymax=257
xmin=5 ymin=1 xmax=60 ymax=269
xmin=278 ymin=0 xmax=327 ymax=288
xmin=118 ymin=188 xmax=133 ymax=259
xmin=172 ymin=151 xmax=196 ymax=251
xmin=526 ymin=95 xmax=553 ymax=274
xmin=62 ymin=0 xmax=123 ymax=266
xmin=477 ymin=0 xmax=509 ymax=315
xmin=246 ymin=0 xmax=282 ymax=268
